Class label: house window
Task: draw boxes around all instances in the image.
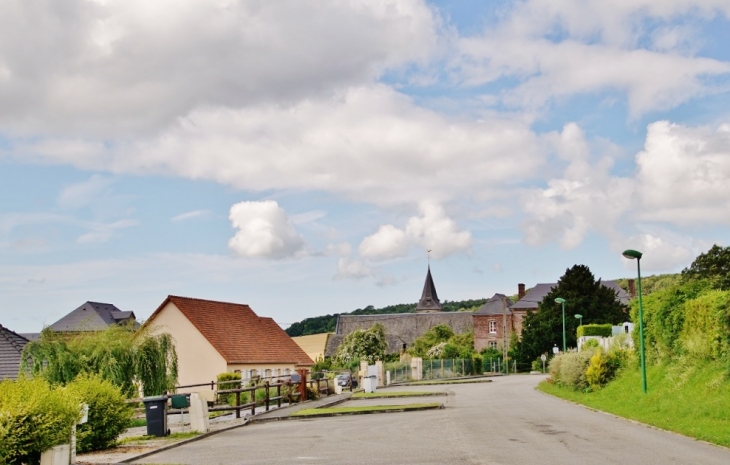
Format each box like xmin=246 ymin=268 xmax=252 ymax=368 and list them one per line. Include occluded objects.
xmin=488 ymin=341 xmax=498 ymax=349
xmin=265 ymin=369 xmax=271 ymax=378
xmin=285 ymin=368 xmax=291 ymax=376
xmin=489 ymin=320 xmax=497 ymax=333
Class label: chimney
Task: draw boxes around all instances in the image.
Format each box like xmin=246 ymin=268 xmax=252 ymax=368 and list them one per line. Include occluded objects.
xmin=628 ymin=279 xmax=636 ymax=298
xmin=518 ymin=283 xmax=526 ymax=300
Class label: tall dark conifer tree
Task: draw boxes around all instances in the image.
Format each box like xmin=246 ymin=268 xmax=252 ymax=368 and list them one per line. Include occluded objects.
xmin=515 ymin=265 xmax=628 ymax=366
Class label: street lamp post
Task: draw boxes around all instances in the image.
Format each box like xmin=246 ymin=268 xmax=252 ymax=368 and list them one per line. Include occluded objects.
xmin=555 ymin=297 xmax=566 ymax=353
xmin=574 ymin=314 xmax=583 ymax=327
xmin=623 ymin=249 xmax=647 ymax=394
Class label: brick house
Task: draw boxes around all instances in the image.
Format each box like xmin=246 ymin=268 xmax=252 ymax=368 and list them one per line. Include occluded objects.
xmin=474 ymin=282 xmax=630 ymax=352
xmin=473 ymin=294 xmax=516 ymax=352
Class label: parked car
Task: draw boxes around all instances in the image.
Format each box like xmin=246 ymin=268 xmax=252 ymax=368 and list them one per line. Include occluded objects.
xmin=336 ymin=373 xmax=357 ymax=388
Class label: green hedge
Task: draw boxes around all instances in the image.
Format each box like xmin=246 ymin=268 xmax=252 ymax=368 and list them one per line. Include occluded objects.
xmin=0 ymin=378 xmax=79 ymax=465
xmin=577 ymin=324 xmax=613 ymax=338
xmin=67 ymin=374 xmax=131 ymax=453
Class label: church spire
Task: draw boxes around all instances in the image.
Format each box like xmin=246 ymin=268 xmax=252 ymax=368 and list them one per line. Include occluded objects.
xmin=415 ymin=265 xmax=443 ymax=313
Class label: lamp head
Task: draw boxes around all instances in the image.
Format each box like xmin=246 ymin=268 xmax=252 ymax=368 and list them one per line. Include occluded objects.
xmin=622 ymin=249 xmax=643 ymax=260
xmin=555 ymin=297 xmax=566 ymax=304
xmin=574 ymin=314 xmax=582 ymax=319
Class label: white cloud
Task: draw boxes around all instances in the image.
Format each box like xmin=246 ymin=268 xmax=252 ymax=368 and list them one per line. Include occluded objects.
xmin=453 ymin=0 xmax=730 ymax=116
xmin=636 ymin=121 xmax=730 ymax=225
xmin=58 ymin=175 xmax=114 ymax=210
xmin=521 ymin=123 xmax=634 ymax=249
xmin=171 ymin=210 xmax=208 ymax=222
xmin=20 ymin=86 xmax=543 ymax=206
xmin=619 ymin=232 xmax=701 ymax=272
xmin=359 ymin=224 xmax=409 ymax=260
xmin=228 ymin=200 xmax=305 ymax=259
xmin=358 ymin=202 xmax=472 ymax=261
xmin=335 ymin=257 xmax=372 ymax=280
xmin=0 ymin=0 xmax=438 ymax=136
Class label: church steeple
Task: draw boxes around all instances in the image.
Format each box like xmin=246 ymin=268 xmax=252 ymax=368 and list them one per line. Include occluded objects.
xmin=415 ymin=265 xmax=443 ymax=313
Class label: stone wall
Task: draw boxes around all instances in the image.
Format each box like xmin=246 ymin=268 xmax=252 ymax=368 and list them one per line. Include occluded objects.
xmin=325 ymin=312 xmax=474 ymax=357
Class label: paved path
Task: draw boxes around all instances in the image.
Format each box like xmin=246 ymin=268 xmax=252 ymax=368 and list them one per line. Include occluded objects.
xmin=134 ymin=375 xmax=730 ymax=465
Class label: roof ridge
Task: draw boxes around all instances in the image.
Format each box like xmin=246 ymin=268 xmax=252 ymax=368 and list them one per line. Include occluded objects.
xmin=0 ymin=324 xmax=29 ymax=353
xmin=168 ymin=295 xmax=251 ymax=307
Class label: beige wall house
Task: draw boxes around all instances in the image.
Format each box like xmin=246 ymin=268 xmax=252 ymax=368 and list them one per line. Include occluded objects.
xmin=144 ymin=296 xmax=313 ymax=392
xmin=292 ymin=333 xmax=332 ymax=363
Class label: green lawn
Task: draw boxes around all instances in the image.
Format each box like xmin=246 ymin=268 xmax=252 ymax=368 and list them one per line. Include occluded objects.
xmin=538 ymin=360 xmax=730 ymax=448
xmin=291 ymin=403 xmax=442 ymax=417
xmin=351 ymin=391 xmax=446 ymax=398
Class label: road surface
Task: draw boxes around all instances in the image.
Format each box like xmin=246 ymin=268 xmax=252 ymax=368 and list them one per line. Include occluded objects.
xmin=135 ymin=375 xmax=730 ymax=464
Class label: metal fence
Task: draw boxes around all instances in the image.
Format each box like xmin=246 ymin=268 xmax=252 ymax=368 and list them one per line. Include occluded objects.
xmin=421 ymin=358 xmax=475 ymax=379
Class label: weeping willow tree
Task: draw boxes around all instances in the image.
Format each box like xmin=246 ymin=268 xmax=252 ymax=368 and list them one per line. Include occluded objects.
xmin=21 ymin=324 xmax=178 ymax=397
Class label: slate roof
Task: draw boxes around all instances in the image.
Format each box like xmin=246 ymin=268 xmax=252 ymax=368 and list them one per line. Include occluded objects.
xmin=415 ymin=266 xmax=443 ymax=312
xmin=147 ymin=296 xmax=313 ymax=366
xmin=0 ymin=324 xmax=29 ymax=380
xmin=474 ymin=294 xmax=514 ymax=315
xmin=509 ymin=281 xmax=630 ymax=310
xmin=49 ymin=302 xmax=136 ymax=332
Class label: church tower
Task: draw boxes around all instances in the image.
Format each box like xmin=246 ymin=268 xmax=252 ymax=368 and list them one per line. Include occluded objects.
xmin=415 ymin=265 xmax=443 ymax=313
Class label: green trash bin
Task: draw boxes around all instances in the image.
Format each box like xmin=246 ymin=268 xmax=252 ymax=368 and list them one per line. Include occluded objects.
xmin=143 ymin=395 xmax=169 ymax=437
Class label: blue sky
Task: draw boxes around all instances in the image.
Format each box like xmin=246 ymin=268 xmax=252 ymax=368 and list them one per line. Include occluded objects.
xmin=1 ymin=0 xmax=730 ymax=332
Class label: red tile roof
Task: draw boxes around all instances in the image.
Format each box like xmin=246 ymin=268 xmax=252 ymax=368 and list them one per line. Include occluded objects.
xmin=147 ymin=296 xmax=313 ymax=366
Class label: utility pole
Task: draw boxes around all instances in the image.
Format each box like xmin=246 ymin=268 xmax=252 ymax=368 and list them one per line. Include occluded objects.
xmin=502 ymin=295 xmax=508 ymax=375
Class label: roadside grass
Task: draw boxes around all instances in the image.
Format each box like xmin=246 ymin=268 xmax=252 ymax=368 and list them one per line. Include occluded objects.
xmin=538 ymin=360 xmax=730 ymax=448
xmin=118 ymin=432 xmax=201 ymax=445
xmin=351 ymin=391 xmax=445 ymax=399
xmin=291 ymin=403 xmax=442 ymax=417
xmin=128 ymin=417 xmax=147 ymax=428
xmin=407 ymin=379 xmax=492 ymax=386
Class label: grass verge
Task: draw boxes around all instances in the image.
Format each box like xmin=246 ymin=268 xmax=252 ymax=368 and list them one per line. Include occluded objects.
xmin=118 ymin=432 xmax=201 ymax=444
xmin=537 ymin=360 xmax=730 ymax=448
xmin=407 ymin=379 xmax=492 ymax=386
xmin=291 ymin=403 xmax=441 ymax=417
xmin=351 ymin=391 xmax=446 ymax=399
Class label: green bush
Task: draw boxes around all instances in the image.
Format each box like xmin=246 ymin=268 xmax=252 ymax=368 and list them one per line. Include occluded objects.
xmin=471 ymin=355 xmax=483 ymax=375
xmin=583 ymin=338 xmax=599 ymax=349
xmin=66 ymin=374 xmax=132 ymax=453
xmin=0 ymin=378 xmax=79 ymax=465
xmin=548 ymin=350 xmax=594 ymax=390
xmin=577 ymin=324 xmax=613 ymax=338
xmin=216 ymin=372 xmax=244 ymax=405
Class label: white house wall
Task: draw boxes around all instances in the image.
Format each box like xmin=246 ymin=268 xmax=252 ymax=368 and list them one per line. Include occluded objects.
xmin=146 ymin=301 xmax=227 ymax=393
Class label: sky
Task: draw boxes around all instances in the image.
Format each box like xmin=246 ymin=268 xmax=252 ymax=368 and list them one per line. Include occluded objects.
xmin=2 ymin=0 xmax=730 ymax=332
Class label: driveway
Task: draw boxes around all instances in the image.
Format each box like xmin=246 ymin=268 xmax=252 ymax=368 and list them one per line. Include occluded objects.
xmin=134 ymin=375 xmax=730 ymax=464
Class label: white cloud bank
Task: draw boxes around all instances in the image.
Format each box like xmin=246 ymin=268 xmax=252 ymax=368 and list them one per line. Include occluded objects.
xmin=521 ymin=120 xmax=730 ymax=270
xmin=0 ymin=0 xmax=438 ymax=136
xmin=359 ymin=202 xmax=472 ymax=260
xmin=228 ymin=200 xmax=305 ymax=259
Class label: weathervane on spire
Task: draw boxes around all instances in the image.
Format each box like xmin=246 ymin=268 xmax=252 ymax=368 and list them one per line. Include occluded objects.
xmin=427 ymin=249 xmax=432 ymax=266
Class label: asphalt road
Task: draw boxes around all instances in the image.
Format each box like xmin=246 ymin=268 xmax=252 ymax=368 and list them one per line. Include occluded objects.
xmin=135 ymin=375 xmax=730 ymax=465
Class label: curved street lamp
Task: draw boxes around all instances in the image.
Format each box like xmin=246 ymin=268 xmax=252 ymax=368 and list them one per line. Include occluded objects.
xmin=555 ymin=297 xmax=566 ymax=353
xmin=623 ymin=248 xmax=647 ymax=394
xmin=574 ymin=313 xmax=583 ymax=327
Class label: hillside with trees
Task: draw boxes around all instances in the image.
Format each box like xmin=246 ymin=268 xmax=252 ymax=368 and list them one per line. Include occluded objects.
xmin=285 ymin=298 xmax=489 ymax=337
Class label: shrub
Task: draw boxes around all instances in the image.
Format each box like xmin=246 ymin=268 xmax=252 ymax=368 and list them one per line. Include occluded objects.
xmin=583 ymin=338 xmax=599 ymax=349
xmin=471 ymin=355 xmax=483 ymax=375
xmin=549 ymin=350 xmax=594 ymax=390
xmin=217 ymin=372 xmax=243 ymax=405
xmin=577 ymin=324 xmax=612 ymax=338
xmin=66 ymin=374 xmax=132 ymax=453
xmin=0 ymin=378 xmax=79 ymax=465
